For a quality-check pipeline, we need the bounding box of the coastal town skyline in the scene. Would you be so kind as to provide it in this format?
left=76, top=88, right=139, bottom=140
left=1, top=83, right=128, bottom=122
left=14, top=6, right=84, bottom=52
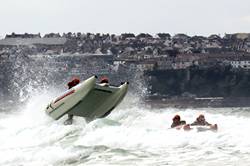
left=1, top=0, right=250, bottom=37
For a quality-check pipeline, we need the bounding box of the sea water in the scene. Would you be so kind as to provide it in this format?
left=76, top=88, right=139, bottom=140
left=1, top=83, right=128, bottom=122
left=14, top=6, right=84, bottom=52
left=1, top=90, right=250, bottom=166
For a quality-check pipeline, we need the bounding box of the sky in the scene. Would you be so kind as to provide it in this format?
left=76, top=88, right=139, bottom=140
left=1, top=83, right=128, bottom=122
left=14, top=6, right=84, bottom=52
left=0, top=0, right=250, bottom=37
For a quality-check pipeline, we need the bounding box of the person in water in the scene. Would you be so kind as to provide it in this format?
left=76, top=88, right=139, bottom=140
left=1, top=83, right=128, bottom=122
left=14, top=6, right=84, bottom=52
left=64, top=78, right=80, bottom=125
left=190, top=114, right=211, bottom=126
left=171, top=115, right=187, bottom=128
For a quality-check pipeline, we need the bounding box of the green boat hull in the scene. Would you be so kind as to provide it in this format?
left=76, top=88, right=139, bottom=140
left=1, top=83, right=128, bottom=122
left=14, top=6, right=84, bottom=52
left=45, top=76, right=128, bottom=120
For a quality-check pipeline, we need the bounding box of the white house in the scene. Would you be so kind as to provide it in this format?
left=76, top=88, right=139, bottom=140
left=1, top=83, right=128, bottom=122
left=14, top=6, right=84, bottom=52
left=230, top=60, right=250, bottom=69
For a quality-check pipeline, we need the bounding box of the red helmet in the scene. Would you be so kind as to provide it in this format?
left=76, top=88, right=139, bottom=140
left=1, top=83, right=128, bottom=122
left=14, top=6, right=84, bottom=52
left=199, top=114, right=204, bottom=118
left=72, top=78, right=80, bottom=85
left=100, top=76, right=109, bottom=83
left=173, top=115, right=180, bottom=121
left=197, top=114, right=205, bottom=120
left=68, top=77, right=80, bottom=88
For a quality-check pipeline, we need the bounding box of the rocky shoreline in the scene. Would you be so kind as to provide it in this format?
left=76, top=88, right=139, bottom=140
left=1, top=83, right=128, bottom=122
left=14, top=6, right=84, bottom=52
left=145, top=96, right=250, bottom=108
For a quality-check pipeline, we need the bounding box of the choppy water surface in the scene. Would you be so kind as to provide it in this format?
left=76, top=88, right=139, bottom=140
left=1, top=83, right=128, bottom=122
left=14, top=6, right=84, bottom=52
left=1, top=91, right=250, bottom=166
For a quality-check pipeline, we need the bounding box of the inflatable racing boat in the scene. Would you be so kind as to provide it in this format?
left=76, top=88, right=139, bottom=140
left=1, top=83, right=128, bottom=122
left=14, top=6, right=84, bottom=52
left=174, top=124, right=218, bottom=132
left=45, top=76, right=128, bottom=120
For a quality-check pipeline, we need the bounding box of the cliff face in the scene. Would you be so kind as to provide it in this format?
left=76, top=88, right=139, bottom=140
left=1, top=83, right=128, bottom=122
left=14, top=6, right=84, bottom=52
left=146, top=66, right=250, bottom=97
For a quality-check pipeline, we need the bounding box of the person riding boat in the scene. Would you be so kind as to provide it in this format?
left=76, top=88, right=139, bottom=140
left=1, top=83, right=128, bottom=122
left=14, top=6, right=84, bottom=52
left=190, top=114, right=211, bottom=126
left=67, top=78, right=80, bottom=89
left=99, top=76, right=109, bottom=86
left=64, top=78, right=80, bottom=125
left=171, top=115, right=187, bottom=128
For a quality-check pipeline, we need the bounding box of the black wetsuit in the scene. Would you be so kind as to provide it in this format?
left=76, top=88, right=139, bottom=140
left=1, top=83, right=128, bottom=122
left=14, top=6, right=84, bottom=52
left=67, top=86, right=74, bottom=120
left=171, top=120, right=186, bottom=128
left=64, top=80, right=79, bottom=125
left=190, top=121, right=211, bottom=126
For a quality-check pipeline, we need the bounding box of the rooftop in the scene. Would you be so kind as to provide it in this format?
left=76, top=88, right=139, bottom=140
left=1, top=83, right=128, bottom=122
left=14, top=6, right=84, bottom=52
left=0, top=37, right=67, bottom=46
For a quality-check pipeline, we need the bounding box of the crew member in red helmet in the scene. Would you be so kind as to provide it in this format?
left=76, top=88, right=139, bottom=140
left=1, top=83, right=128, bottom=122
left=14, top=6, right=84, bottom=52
left=68, top=78, right=80, bottom=89
left=64, top=77, right=80, bottom=125
left=190, top=114, right=211, bottom=126
left=171, top=115, right=187, bottom=128
left=100, top=76, right=109, bottom=86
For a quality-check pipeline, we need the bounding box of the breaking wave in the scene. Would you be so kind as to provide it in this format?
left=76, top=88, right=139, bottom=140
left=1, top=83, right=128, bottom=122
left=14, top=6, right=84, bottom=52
left=1, top=54, right=250, bottom=166
left=1, top=88, right=250, bottom=166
